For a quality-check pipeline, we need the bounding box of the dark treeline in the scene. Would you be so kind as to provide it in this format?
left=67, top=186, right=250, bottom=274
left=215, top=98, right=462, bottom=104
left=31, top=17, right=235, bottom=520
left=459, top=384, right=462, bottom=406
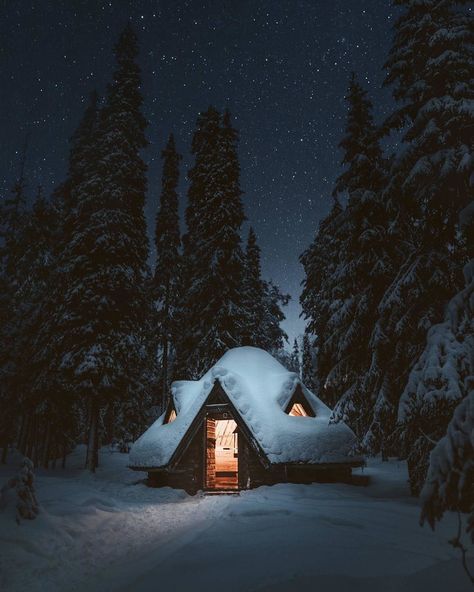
left=300, top=0, right=473, bottom=507
left=0, top=25, right=288, bottom=472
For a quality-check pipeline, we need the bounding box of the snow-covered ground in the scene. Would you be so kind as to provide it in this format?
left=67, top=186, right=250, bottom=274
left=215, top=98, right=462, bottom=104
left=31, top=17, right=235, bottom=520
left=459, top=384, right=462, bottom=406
left=0, top=448, right=472, bottom=592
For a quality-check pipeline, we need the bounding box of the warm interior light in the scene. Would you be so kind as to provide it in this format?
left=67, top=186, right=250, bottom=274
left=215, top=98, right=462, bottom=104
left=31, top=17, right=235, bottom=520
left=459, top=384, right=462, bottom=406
left=167, top=409, right=177, bottom=423
left=215, top=419, right=238, bottom=489
left=288, top=403, right=308, bottom=417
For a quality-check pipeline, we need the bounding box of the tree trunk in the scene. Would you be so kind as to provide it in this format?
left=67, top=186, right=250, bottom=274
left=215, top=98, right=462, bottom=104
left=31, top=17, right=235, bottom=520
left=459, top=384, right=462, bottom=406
left=86, top=398, right=99, bottom=472
left=1, top=445, right=8, bottom=464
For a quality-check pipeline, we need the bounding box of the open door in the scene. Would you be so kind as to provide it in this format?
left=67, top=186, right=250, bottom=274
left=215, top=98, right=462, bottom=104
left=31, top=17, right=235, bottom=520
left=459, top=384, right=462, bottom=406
left=205, top=417, right=216, bottom=489
left=215, top=419, right=238, bottom=489
left=205, top=413, right=238, bottom=490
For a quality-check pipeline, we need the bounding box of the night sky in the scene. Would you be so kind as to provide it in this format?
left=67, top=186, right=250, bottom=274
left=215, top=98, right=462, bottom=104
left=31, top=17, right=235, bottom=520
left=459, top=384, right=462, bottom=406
left=0, top=0, right=398, bottom=343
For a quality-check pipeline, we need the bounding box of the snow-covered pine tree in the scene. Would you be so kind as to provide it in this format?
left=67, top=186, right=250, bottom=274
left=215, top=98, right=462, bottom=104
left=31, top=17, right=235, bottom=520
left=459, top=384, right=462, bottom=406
left=300, top=198, right=346, bottom=408
left=24, top=92, right=102, bottom=469
left=419, top=245, right=473, bottom=580
left=0, top=163, right=29, bottom=462
left=12, top=187, right=58, bottom=468
left=175, top=107, right=246, bottom=379
left=324, top=74, right=392, bottom=447
left=401, top=256, right=474, bottom=495
left=38, top=26, right=154, bottom=471
left=242, top=227, right=266, bottom=346
left=154, top=133, right=182, bottom=410
left=87, top=24, right=155, bottom=462
left=399, top=206, right=474, bottom=495
left=290, top=338, right=301, bottom=376
left=374, top=0, right=474, bottom=483
left=301, top=332, right=318, bottom=392
left=261, top=280, right=290, bottom=354
left=301, top=74, right=389, bottom=430
left=240, top=226, right=289, bottom=352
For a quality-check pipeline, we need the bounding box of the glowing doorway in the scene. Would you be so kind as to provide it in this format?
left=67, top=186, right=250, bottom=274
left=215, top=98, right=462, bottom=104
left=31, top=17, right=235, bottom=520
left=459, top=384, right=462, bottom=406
left=206, top=417, right=238, bottom=490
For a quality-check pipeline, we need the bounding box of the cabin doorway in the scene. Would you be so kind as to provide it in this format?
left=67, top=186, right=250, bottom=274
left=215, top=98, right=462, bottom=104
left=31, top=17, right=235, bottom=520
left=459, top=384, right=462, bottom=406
left=205, top=413, right=239, bottom=490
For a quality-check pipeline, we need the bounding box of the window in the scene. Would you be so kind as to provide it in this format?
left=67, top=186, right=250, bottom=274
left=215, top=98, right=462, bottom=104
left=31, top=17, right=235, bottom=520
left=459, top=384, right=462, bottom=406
left=284, top=386, right=315, bottom=417
left=166, top=409, right=177, bottom=423
left=288, top=403, right=308, bottom=417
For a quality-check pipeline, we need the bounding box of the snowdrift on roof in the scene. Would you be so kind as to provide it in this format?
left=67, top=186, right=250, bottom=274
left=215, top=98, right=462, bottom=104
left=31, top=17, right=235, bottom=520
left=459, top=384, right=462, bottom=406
left=129, top=346, right=360, bottom=469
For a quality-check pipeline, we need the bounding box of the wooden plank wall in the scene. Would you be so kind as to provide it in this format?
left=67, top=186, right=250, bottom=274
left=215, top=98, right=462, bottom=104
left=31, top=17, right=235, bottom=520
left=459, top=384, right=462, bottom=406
left=205, top=417, right=216, bottom=489
left=148, top=424, right=205, bottom=494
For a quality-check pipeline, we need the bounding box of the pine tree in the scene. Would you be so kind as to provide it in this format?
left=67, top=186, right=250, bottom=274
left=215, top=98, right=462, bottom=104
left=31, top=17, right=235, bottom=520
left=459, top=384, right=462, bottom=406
left=242, top=227, right=266, bottom=346
left=261, top=281, right=290, bottom=354
left=14, top=187, right=59, bottom=467
left=301, top=333, right=317, bottom=392
left=0, top=163, right=29, bottom=462
left=301, top=75, right=395, bottom=446
left=300, top=198, right=346, bottom=407
left=420, top=250, right=474, bottom=580
left=290, top=338, right=300, bottom=375
left=88, top=23, right=154, bottom=464
left=27, top=92, right=101, bottom=468
left=240, top=226, right=289, bottom=352
left=176, top=107, right=246, bottom=379
left=37, top=26, right=154, bottom=471
left=154, top=133, right=182, bottom=409
left=374, top=0, right=474, bottom=483
left=326, top=74, right=392, bottom=447
left=400, top=257, right=474, bottom=494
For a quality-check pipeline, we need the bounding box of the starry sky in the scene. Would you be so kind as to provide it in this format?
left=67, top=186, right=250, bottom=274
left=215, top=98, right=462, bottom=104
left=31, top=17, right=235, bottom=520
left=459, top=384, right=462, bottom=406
left=0, top=0, right=398, bottom=344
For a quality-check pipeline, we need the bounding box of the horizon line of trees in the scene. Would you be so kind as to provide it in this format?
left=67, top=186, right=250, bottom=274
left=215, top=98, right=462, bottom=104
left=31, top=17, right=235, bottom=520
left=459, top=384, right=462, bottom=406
left=0, top=24, right=289, bottom=472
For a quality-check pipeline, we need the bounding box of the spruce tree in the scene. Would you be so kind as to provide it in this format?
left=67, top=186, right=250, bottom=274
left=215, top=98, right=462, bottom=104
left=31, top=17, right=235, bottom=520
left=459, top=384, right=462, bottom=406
left=90, top=23, right=154, bottom=462
left=300, top=198, right=346, bottom=408
left=242, top=227, right=266, bottom=346
left=29, top=91, right=101, bottom=468
left=301, top=75, right=391, bottom=441
left=176, top=107, right=246, bottom=378
left=38, top=26, right=154, bottom=471
left=240, top=226, right=289, bottom=352
left=290, top=338, right=300, bottom=376
left=154, top=133, right=182, bottom=409
left=260, top=281, right=290, bottom=353
left=14, top=187, right=59, bottom=467
left=374, top=0, right=474, bottom=484
left=0, top=167, right=28, bottom=462
left=326, top=75, right=391, bottom=447
left=301, top=333, right=317, bottom=392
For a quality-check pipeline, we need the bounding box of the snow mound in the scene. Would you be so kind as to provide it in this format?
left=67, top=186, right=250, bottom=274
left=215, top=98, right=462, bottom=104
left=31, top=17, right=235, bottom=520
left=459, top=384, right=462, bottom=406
left=130, top=347, right=359, bottom=469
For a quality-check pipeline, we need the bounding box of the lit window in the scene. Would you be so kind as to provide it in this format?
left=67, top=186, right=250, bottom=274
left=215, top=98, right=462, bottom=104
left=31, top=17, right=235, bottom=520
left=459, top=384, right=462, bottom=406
left=288, top=403, right=308, bottom=417
left=167, top=409, right=177, bottom=423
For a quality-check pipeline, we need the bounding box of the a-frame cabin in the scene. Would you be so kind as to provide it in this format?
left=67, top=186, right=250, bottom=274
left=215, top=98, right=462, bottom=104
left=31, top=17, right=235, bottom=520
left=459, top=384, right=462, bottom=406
left=129, top=347, right=363, bottom=493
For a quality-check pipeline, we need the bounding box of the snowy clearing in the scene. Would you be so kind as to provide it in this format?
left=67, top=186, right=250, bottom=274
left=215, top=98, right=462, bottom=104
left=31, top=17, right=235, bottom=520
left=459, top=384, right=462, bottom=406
left=0, top=447, right=472, bottom=592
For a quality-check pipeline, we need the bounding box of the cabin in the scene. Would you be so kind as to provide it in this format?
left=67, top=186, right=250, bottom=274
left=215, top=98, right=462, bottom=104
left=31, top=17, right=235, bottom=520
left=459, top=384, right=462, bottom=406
left=129, top=347, right=363, bottom=493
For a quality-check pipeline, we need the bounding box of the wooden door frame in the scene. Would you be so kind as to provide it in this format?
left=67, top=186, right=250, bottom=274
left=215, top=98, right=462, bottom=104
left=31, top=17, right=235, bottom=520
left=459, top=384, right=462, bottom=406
left=203, top=404, right=238, bottom=491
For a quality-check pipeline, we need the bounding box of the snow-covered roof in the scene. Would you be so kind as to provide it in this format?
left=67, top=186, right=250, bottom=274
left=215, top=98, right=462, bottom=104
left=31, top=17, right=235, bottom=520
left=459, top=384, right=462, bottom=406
left=129, top=346, right=360, bottom=469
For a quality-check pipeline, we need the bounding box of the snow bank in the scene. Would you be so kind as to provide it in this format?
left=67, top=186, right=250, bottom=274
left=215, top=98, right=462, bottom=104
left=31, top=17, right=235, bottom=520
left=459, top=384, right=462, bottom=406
left=130, top=346, right=359, bottom=468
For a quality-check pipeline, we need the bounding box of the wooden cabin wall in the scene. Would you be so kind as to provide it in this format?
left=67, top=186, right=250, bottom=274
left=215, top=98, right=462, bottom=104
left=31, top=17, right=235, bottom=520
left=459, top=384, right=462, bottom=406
left=147, top=419, right=355, bottom=493
left=148, top=424, right=205, bottom=494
